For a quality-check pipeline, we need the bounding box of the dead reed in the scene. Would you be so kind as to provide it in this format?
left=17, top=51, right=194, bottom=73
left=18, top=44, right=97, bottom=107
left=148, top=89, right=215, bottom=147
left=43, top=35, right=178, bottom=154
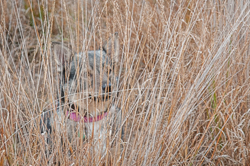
left=1, top=0, right=250, bottom=165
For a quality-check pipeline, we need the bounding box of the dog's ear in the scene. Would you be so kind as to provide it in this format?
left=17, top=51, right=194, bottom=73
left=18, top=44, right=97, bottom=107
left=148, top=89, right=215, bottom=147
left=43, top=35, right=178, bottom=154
left=102, top=32, right=120, bottom=63
left=52, top=42, right=73, bottom=72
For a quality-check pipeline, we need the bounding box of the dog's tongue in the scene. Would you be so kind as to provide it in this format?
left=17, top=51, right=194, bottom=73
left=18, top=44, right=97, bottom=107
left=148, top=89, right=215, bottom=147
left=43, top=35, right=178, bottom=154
left=66, top=111, right=108, bottom=123
left=66, top=111, right=81, bottom=122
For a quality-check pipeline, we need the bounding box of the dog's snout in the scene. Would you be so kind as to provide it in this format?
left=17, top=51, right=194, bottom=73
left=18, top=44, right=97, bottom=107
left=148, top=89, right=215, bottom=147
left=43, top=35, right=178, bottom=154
left=102, top=83, right=112, bottom=93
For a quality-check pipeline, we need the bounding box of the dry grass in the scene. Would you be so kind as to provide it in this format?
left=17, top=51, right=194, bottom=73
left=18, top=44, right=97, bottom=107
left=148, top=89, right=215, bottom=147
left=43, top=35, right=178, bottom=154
left=1, top=0, right=250, bottom=165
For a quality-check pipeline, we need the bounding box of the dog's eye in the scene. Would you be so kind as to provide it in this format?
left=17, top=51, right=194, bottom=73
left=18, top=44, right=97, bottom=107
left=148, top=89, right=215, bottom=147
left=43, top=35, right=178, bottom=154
left=87, top=69, right=93, bottom=77
left=87, top=72, right=92, bottom=78
left=106, top=66, right=112, bottom=74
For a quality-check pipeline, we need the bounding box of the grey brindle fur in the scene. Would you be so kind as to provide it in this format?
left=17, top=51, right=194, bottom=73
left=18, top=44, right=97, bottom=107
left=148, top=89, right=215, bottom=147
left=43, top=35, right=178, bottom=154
left=40, top=33, right=123, bottom=157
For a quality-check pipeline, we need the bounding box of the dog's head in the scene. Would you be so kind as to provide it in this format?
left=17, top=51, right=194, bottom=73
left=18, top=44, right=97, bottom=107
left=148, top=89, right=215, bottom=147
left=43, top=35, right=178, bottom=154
left=53, top=33, right=119, bottom=116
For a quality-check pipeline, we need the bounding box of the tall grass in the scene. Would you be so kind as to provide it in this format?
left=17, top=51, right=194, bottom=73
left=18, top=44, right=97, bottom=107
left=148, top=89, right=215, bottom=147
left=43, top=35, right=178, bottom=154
left=1, top=0, right=250, bottom=165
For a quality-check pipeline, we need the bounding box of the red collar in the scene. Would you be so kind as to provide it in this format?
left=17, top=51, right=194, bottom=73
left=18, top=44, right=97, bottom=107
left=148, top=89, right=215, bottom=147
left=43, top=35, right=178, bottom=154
left=66, top=111, right=108, bottom=123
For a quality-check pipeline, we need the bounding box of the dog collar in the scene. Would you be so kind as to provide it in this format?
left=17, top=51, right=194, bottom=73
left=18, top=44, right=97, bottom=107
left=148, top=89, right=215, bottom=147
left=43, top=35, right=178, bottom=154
left=66, top=111, right=108, bottom=123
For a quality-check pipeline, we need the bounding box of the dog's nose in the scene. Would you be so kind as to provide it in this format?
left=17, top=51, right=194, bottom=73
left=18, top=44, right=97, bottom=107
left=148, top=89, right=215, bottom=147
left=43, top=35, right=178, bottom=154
left=102, top=83, right=112, bottom=93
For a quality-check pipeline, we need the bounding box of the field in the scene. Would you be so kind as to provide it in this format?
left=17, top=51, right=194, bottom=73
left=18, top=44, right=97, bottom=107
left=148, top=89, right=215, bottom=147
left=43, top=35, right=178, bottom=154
left=1, top=0, right=250, bottom=165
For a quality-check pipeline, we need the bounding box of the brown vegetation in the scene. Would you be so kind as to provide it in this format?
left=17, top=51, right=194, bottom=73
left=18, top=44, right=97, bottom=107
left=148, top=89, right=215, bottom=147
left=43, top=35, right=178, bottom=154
left=1, top=0, right=250, bottom=165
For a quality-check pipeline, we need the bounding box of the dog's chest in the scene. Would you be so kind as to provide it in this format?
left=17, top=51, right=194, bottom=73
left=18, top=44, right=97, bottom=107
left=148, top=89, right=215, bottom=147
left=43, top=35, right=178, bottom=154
left=84, top=117, right=108, bottom=139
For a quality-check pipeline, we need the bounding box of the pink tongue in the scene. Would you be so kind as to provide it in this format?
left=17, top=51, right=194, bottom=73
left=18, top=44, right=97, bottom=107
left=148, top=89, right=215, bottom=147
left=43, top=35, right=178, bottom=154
left=66, top=111, right=108, bottom=123
left=67, top=111, right=81, bottom=122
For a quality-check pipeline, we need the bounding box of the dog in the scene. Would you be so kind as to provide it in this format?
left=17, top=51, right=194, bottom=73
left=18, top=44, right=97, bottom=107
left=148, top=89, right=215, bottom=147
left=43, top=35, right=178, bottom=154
left=40, top=33, right=123, bottom=159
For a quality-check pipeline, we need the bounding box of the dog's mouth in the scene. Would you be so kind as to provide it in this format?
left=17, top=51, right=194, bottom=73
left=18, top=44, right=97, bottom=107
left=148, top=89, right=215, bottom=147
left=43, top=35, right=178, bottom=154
left=88, top=94, right=111, bottom=102
left=68, top=93, right=111, bottom=117
left=67, top=103, right=108, bottom=122
left=68, top=103, right=87, bottom=117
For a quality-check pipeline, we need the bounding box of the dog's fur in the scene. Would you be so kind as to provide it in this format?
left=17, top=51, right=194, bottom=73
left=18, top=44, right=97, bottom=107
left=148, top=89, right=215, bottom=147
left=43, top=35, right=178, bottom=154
left=40, top=33, right=123, bottom=157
